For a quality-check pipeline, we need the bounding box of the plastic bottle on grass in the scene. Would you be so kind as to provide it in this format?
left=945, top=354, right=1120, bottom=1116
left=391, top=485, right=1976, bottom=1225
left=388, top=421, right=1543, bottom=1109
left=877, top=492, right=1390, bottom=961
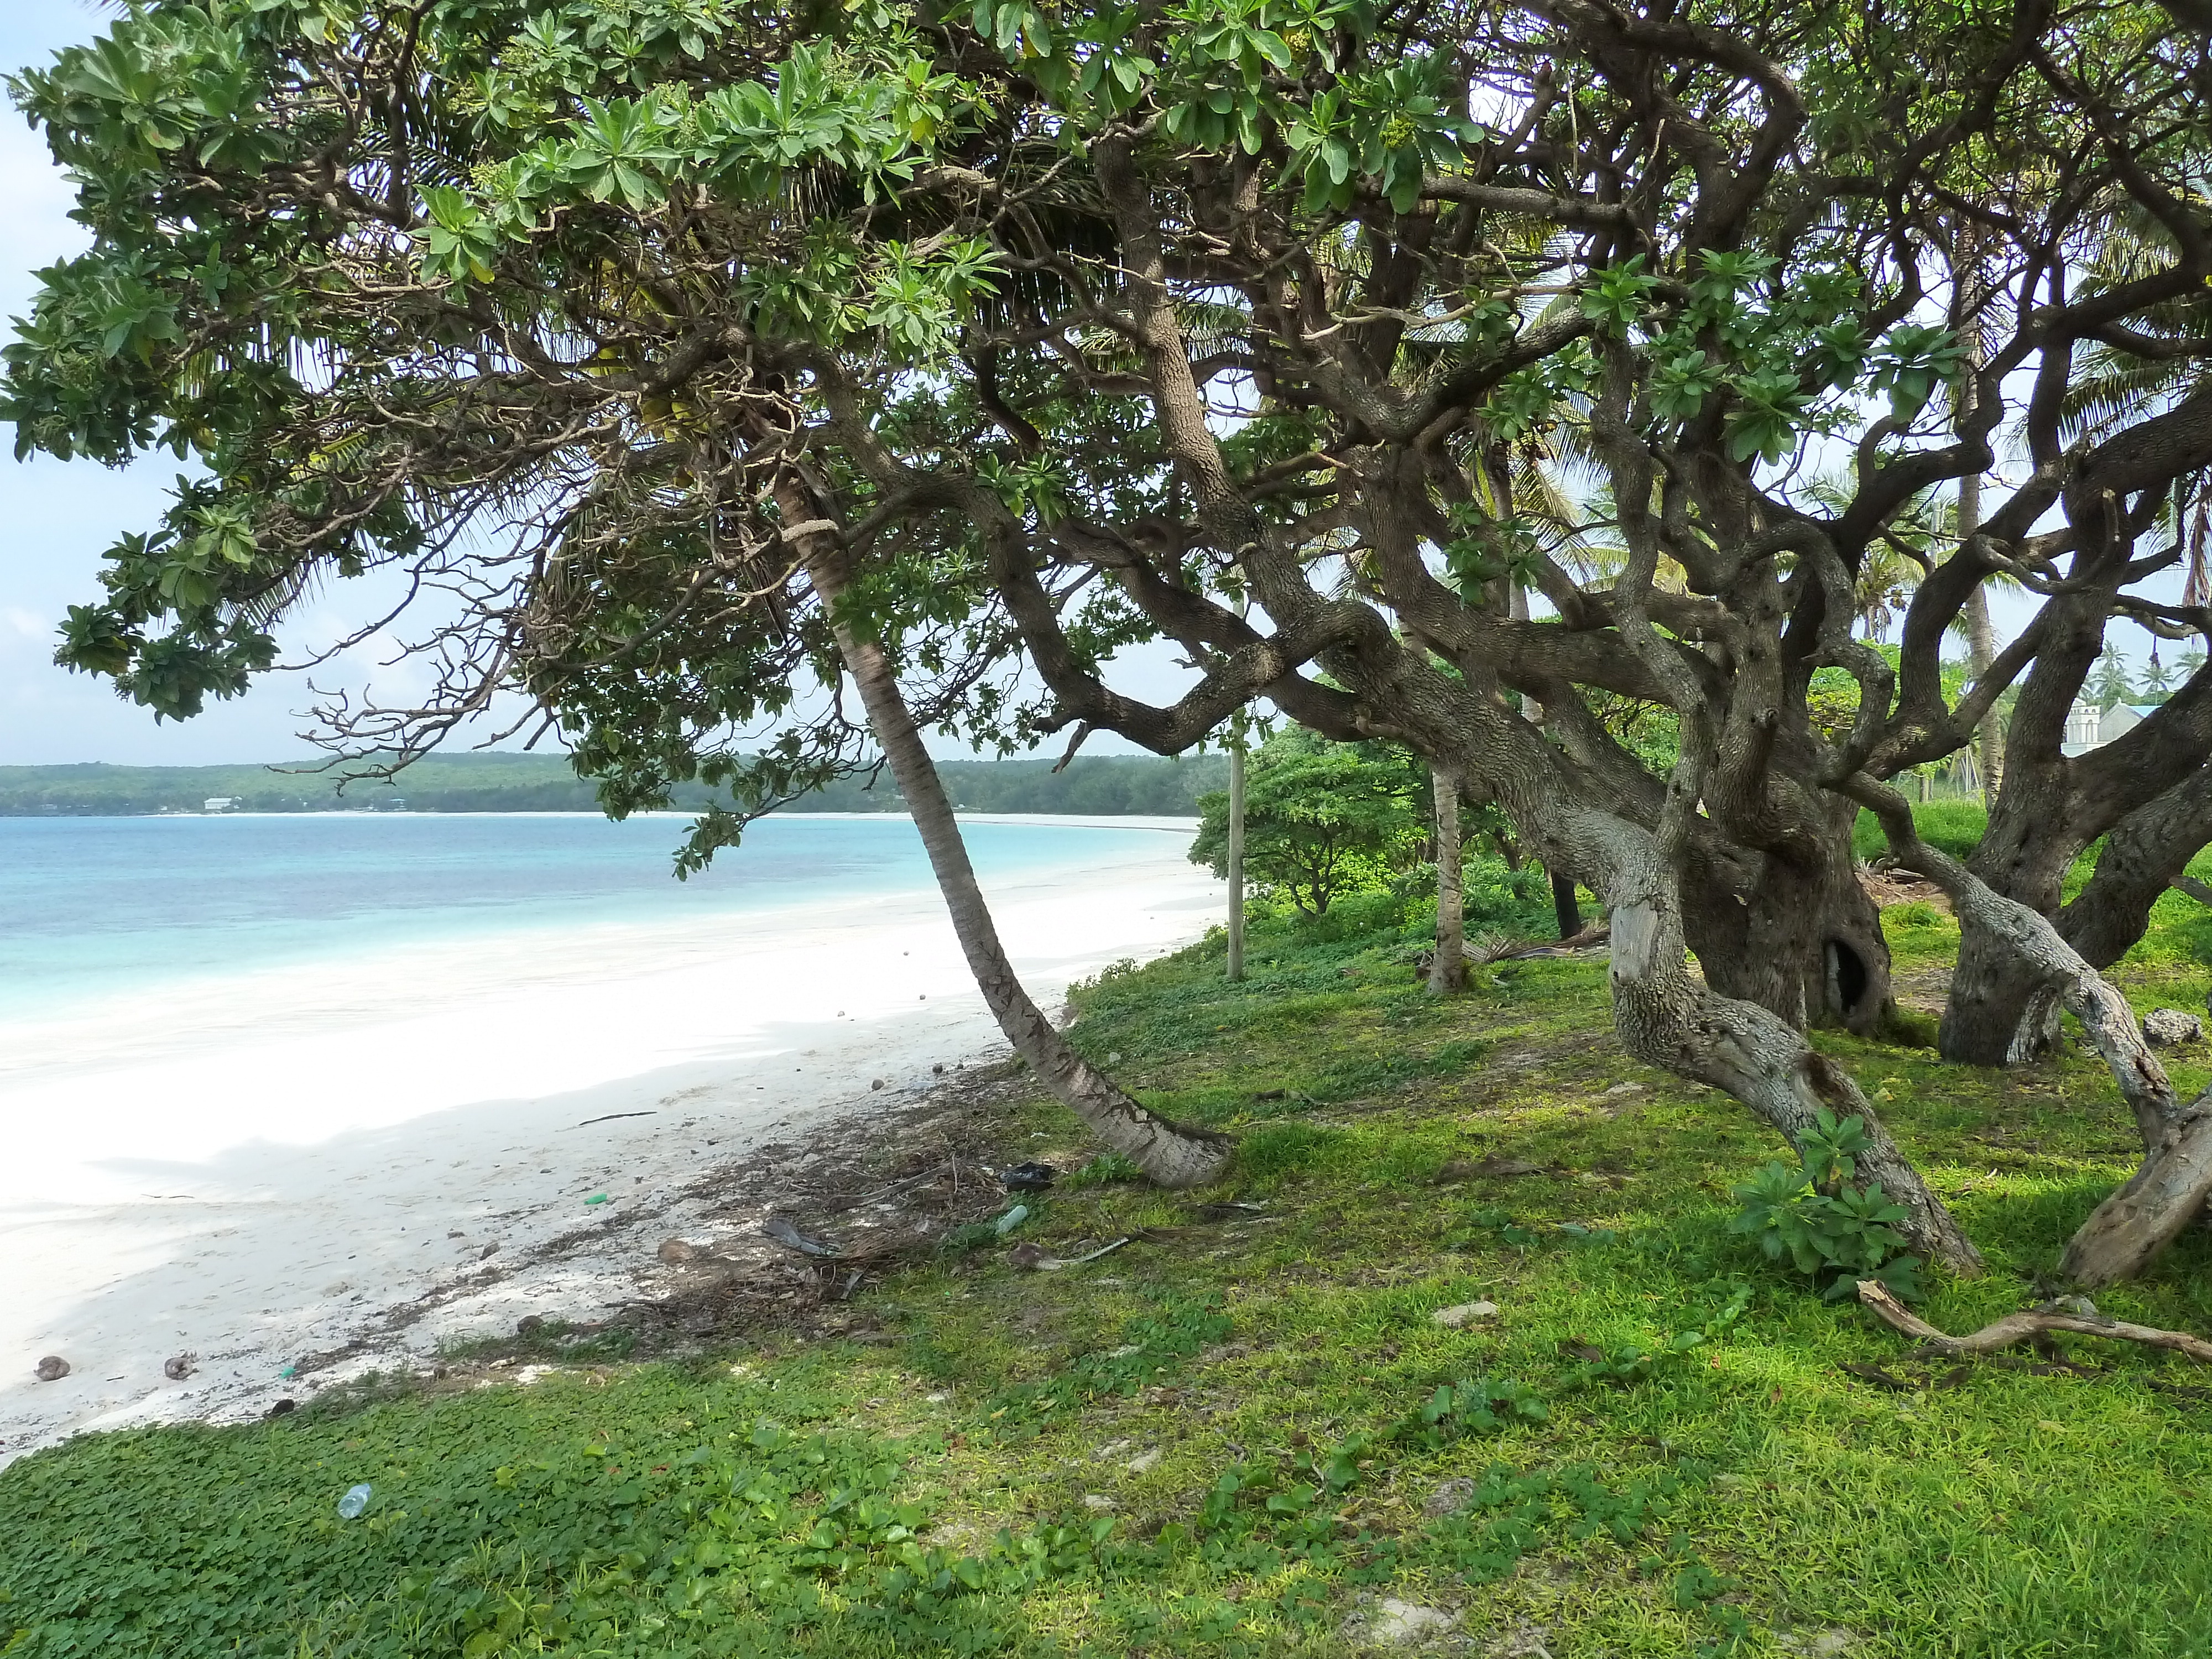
left=338, top=1484, right=372, bottom=1519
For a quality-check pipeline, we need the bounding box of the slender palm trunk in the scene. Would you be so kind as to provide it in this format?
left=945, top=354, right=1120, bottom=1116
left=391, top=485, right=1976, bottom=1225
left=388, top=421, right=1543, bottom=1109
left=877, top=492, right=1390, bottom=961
left=1551, top=871, right=1584, bottom=940
left=1953, top=261, right=2004, bottom=801
left=796, top=525, right=1230, bottom=1187
left=1226, top=740, right=1246, bottom=983
left=1429, top=770, right=1468, bottom=994
left=1509, top=578, right=1582, bottom=943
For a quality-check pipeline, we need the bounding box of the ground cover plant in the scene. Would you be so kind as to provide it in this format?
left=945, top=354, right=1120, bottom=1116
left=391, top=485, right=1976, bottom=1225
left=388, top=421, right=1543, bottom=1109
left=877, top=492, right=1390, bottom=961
left=7, top=820, right=2212, bottom=1658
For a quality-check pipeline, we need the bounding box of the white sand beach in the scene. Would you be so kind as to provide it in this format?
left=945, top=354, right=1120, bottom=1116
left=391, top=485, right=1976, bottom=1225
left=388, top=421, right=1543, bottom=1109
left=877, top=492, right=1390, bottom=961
left=0, top=816, right=1222, bottom=1465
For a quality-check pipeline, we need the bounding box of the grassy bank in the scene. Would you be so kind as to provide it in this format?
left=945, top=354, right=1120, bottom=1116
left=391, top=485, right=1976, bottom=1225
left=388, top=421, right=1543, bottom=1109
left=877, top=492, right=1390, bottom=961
left=4, top=856, right=2211, bottom=1657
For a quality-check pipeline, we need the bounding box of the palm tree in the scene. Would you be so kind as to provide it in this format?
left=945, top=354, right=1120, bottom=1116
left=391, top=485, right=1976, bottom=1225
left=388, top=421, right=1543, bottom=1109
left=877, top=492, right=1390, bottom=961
left=2089, top=645, right=2136, bottom=711
left=1949, top=234, right=2006, bottom=797
left=1428, top=769, right=1468, bottom=994
left=2140, top=649, right=2175, bottom=701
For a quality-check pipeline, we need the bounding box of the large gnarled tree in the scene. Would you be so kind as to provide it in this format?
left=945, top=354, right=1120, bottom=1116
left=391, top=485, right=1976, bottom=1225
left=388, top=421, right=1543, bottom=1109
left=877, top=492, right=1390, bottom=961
left=9, top=0, right=2211, bottom=1277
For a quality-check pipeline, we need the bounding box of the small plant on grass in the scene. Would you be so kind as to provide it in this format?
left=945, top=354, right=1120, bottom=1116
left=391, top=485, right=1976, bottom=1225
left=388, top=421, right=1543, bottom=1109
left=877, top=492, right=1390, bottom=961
left=1061, top=1152, right=1143, bottom=1187
left=1406, top=1376, right=1550, bottom=1444
left=1729, top=1108, right=1923, bottom=1300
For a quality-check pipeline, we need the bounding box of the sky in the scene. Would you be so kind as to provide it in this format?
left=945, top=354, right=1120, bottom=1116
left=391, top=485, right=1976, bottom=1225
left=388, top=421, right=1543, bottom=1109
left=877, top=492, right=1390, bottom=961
left=0, top=9, right=337, bottom=763
left=0, top=13, right=2189, bottom=767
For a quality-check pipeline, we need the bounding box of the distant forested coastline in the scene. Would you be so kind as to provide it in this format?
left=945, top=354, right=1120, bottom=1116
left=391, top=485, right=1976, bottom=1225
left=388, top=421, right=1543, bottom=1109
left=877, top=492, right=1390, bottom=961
left=0, top=753, right=1225, bottom=818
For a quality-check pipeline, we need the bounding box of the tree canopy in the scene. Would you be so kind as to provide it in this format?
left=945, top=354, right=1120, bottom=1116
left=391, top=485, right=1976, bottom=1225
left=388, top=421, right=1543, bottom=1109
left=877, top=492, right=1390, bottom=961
left=1190, top=729, right=1423, bottom=915
left=10, top=0, right=2212, bottom=1281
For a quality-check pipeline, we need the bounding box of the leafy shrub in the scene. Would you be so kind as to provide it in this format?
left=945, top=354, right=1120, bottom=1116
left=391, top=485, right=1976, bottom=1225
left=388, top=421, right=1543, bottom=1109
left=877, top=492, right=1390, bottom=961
left=1728, top=1109, right=1923, bottom=1300
left=1191, top=730, right=1427, bottom=915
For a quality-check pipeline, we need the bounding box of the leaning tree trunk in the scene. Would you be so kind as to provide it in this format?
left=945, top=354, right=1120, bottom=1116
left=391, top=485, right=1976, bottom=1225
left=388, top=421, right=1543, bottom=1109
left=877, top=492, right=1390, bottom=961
left=1429, top=769, right=1468, bottom=995
left=1946, top=765, right=2212, bottom=1066
left=1859, top=786, right=2212, bottom=1284
left=1547, top=808, right=1983, bottom=1271
left=796, top=522, right=1231, bottom=1187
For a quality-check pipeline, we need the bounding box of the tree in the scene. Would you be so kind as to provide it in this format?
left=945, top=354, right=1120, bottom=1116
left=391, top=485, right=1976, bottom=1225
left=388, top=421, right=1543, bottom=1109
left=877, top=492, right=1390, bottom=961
left=2140, top=650, right=2176, bottom=701
left=2090, top=648, right=2138, bottom=712
left=1190, top=731, right=1423, bottom=917
left=13, top=0, right=2212, bottom=1280
left=1429, top=769, right=1468, bottom=994
left=804, top=531, right=1229, bottom=1186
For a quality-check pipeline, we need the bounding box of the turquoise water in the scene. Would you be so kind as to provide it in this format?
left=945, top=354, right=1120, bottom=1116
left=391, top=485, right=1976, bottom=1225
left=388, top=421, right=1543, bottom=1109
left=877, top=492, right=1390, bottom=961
left=0, top=813, right=1187, bottom=1021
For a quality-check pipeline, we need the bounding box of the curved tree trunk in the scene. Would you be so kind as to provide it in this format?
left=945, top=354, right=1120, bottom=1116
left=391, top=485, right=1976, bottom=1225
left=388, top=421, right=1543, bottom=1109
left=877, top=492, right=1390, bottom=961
left=1942, top=926, right=2062, bottom=1066
left=795, top=521, right=1231, bottom=1187
left=1429, top=769, right=1468, bottom=995
left=1857, top=785, right=2211, bottom=1284
left=1550, top=810, right=1983, bottom=1271
left=1943, top=765, right=2212, bottom=1065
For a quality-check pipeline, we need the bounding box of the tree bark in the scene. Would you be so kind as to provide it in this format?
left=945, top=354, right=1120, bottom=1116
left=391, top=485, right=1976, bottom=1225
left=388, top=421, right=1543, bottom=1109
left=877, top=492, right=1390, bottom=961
left=1550, top=869, right=1583, bottom=940
left=1681, top=814, right=1894, bottom=1036
left=1962, top=581, right=2003, bottom=801
left=1553, top=808, right=1982, bottom=1271
left=795, top=519, right=1231, bottom=1187
left=1943, top=764, right=2212, bottom=1065
left=1226, top=739, right=1246, bottom=983
left=1954, top=332, right=2004, bottom=801
left=1430, top=770, right=1468, bottom=994
left=1856, top=782, right=2211, bottom=1283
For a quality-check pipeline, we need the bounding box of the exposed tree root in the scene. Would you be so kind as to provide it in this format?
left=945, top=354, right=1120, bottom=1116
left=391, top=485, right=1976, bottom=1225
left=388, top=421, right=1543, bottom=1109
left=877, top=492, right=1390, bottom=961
left=1856, top=1280, right=2212, bottom=1365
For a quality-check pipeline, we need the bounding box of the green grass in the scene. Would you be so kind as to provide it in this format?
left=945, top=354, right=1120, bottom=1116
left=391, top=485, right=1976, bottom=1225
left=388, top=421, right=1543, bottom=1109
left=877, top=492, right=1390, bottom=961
left=5, top=858, right=2212, bottom=1657
left=1853, top=799, right=1990, bottom=863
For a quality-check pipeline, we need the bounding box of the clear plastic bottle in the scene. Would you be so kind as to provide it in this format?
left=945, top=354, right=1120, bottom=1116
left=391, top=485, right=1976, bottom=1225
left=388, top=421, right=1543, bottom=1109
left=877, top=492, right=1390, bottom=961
left=337, top=1483, right=372, bottom=1519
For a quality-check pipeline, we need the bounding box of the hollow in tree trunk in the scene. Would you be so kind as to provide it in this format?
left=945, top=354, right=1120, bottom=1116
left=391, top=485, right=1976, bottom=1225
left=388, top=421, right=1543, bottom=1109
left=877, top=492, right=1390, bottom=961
left=795, top=518, right=1230, bottom=1187
left=1678, top=807, right=1894, bottom=1036
left=1429, top=770, right=1468, bottom=994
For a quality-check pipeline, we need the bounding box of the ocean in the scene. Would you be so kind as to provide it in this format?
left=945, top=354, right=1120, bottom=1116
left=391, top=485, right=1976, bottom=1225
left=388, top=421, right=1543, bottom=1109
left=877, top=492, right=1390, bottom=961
left=0, top=812, right=1196, bottom=1023
left=0, top=811, right=1221, bottom=1457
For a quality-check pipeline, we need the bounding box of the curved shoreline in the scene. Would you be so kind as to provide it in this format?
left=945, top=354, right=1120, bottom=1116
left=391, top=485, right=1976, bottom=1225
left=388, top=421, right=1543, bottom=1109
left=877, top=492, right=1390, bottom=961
left=0, top=843, right=1223, bottom=1465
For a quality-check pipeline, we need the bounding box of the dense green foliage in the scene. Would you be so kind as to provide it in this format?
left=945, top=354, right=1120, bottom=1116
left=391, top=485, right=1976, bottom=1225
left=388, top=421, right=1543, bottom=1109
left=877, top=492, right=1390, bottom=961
left=7, top=819, right=2211, bottom=1656
left=8, top=0, right=2203, bottom=962
left=1187, top=732, right=1425, bottom=915
left=0, top=754, right=1225, bottom=818
left=1729, top=1110, right=1924, bottom=1303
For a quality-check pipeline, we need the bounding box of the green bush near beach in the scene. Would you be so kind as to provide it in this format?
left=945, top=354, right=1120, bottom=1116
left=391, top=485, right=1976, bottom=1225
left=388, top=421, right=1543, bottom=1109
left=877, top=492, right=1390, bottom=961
left=6, top=820, right=2212, bottom=1657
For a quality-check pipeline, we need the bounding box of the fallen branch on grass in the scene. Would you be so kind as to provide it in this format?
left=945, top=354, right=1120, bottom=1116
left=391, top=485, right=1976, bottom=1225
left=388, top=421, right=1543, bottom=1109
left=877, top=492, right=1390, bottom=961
left=1856, top=1280, right=2212, bottom=1364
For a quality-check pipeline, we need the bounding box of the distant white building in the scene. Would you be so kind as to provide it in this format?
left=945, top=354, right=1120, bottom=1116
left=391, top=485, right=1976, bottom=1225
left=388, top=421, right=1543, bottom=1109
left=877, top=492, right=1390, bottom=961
left=2062, top=702, right=2154, bottom=756
left=202, top=797, right=238, bottom=811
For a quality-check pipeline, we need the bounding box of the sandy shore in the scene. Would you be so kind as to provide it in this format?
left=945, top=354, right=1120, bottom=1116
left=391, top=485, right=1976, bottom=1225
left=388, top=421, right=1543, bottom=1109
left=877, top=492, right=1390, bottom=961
left=0, top=816, right=1221, bottom=1465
